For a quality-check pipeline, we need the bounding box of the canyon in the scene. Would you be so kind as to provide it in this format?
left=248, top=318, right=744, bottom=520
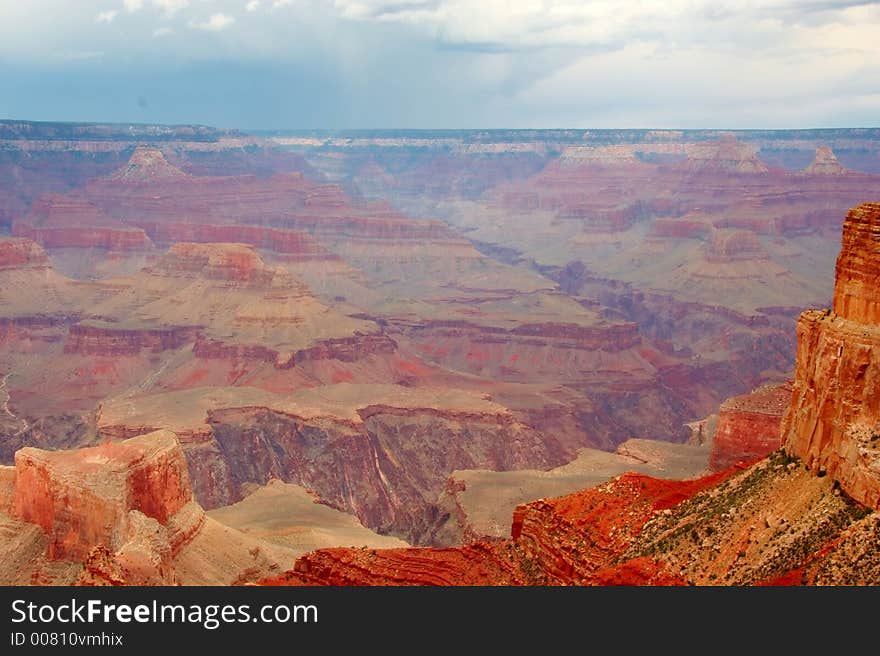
left=1, top=121, right=879, bottom=585
left=258, top=202, right=880, bottom=585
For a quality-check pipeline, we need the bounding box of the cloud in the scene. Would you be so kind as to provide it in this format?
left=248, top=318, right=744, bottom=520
left=122, top=0, right=188, bottom=16
left=189, top=13, right=236, bottom=31
left=1, top=0, right=878, bottom=128
left=154, top=0, right=189, bottom=17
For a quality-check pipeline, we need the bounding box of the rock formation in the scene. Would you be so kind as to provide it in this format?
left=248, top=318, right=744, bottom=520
left=96, top=384, right=562, bottom=543
left=13, top=430, right=194, bottom=561
left=0, top=431, right=313, bottom=585
left=106, top=145, right=189, bottom=182
left=263, top=451, right=880, bottom=586
left=805, top=146, right=847, bottom=175
left=710, top=382, right=792, bottom=471
left=782, top=202, right=880, bottom=508
left=260, top=202, right=880, bottom=585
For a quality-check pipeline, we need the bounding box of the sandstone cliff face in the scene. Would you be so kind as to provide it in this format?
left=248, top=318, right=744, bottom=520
left=782, top=202, right=880, bottom=508
left=1, top=431, right=304, bottom=585
left=12, top=431, right=194, bottom=561
left=710, top=382, right=791, bottom=471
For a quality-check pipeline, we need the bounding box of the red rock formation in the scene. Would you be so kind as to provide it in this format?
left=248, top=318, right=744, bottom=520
left=782, top=202, right=880, bottom=508
left=13, top=224, right=152, bottom=251
left=833, top=202, right=880, bottom=325
left=106, top=145, right=189, bottom=182
left=64, top=324, right=199, bottom=356
left=0, top=238, right=50, bottom=269
left=139, top=222, right=337, bottom=261
left=261, top=471, right=729, bottom=586
left=676, top=136, right=769, bottom=174
left=710, top=382, right=792, bottom=471
left=509, top=472, right=727, bottom=583
left=150, top=242, right=278, bottom=285
left=275, top=543, right=526, bottom=586
left=13, top=430, right=194, bottom=560
left=805, top=146, right=847, bottom=175
left=13, top=193, right=153, bottom=251
left=705, top=230, right=768, bottom=263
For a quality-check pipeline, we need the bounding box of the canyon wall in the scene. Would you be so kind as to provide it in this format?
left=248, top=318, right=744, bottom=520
left=710, top=382, right=791, bottom=471
left=782, top=203, right=880, bottom=508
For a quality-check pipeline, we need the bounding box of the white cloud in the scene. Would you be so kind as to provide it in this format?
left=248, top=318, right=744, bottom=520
left=153, top=26, right=173, bottom=37
left=154, top=0, right=189, bottom=17
left=246, top=0, right=261, bottom=11
left=189, top=13, right=236, bottom=31
left=123, top=0, right=144, bottom=12
left=272, top=0, right=292, bottom=8
left=96, top=10, right=117, bottom=23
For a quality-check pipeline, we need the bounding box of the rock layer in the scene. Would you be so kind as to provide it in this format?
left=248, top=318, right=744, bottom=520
left=710, top=382, right=791, bottom=471
left=12, top=430, right=194, bottom=560
left=782, top=202, right=880, bottom=507
left=1, top=432, right=305, bottom=585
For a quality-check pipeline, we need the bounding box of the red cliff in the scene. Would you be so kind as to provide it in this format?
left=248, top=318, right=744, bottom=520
left=0, top=238, right=50, bottom=270
left=782, top=202, right=880, bottom=508
left=14, top=193, right=153, bottom=251
left=13, top=430, right=194, bottom=560
left=710, top=382, right=792, bottom=471
left=804, top=146, right=847, bottom=175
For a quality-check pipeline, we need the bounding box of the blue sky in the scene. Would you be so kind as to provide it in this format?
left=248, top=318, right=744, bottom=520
left=1, top=1, right=878, bottom=129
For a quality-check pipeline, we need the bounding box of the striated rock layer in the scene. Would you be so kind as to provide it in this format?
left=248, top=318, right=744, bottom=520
left=263, top=453, right=880, bottom=586
left=0, top=432, right=302, bottom=585
left=782, top=202, right=880, bottom=508
left=13, top=430, right=194, bottom=561
left=710, top=382, right=791, bottom=471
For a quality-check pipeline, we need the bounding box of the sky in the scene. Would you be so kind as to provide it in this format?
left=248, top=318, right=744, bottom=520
left=0, top=0, right=879, bottom=129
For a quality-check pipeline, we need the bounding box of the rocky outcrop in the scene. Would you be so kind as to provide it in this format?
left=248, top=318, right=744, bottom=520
left=710, top=382, right=792, bottom=471
left=676, top=136, right=769, bottom=174
left=149, top=242, right=279, bottom=286
left=139, top=222, right=337, bottom=261
left=261, top=470, right=728, bottom=586
left=832, top=203, right=880, bottom=325
left=12, top=430, right=195, bottom=561
left=106, top=146, right=189, bottom=182
left=263, top=451, right=880, bottom=586
left=782, top=202, right=880, bottom=508
left=804, top=146, right=847, bottom=175
left=0, top=431, right=304, bottom=585
left=0, top=238, right=50, bottom=270
left=13, top=193, right=153, bottom=251
left=509, top=472, right=726, bottom=584
left=705, top=230, right=768, bottom=263
left=64, top=323, right=199, bottom=356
